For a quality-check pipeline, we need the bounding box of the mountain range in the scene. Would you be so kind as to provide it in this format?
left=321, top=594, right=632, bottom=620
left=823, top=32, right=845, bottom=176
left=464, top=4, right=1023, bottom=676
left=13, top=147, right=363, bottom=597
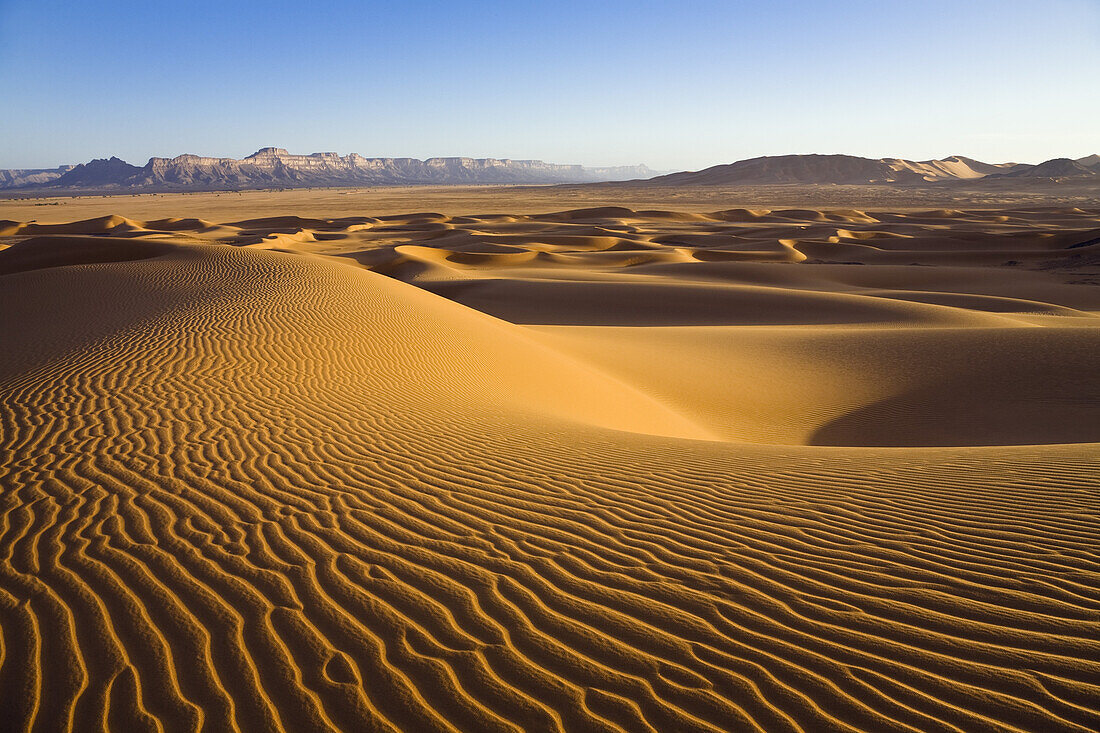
left=0, top=148, right=658, bottom=191
left=641, top=154, right=1100, bottom=186
left=1, top=150, right=1097, bottom=193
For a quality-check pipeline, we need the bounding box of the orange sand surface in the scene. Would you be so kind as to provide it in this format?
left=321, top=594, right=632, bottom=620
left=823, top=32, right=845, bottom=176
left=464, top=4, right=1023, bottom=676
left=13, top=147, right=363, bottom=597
left=1, top=203, right=1099, bottom=731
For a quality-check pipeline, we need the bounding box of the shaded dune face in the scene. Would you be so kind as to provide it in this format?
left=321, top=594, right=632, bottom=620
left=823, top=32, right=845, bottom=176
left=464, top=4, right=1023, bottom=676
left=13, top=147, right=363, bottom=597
left=530, top=325, right=1100, bottom=447
left=1, top=208, right=1099, bottom=732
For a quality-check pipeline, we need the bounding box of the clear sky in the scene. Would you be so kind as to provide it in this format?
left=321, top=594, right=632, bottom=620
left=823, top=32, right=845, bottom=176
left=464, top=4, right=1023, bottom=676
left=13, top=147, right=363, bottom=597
left=1, top=0, right=1097, bottom=171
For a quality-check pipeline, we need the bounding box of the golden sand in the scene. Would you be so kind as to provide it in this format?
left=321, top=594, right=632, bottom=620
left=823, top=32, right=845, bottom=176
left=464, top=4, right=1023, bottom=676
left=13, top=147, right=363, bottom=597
left=1, top=201, right=1098, bottom=731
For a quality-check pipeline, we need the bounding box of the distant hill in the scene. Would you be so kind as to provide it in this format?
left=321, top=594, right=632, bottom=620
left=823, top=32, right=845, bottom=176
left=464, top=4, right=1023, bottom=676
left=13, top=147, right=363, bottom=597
left=645, top=155, right=908, bottom=186
left=0, top=148, right=659, bottom=192
left=0, top=164, right=75, bottom=188
left=640, top=153, right=1096, bottom=186
left=1075, top=154, right=1100, bottom=169
left=53, top=156, right=144, bottom=187
left=5, top=149, right=1097, bottom=194
left=994, top=157, right=1097, bottom=179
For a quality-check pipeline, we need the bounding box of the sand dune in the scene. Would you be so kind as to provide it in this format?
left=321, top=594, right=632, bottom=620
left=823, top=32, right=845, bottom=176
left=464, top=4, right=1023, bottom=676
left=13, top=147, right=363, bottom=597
left=1, top=204, right=1099, bottom=732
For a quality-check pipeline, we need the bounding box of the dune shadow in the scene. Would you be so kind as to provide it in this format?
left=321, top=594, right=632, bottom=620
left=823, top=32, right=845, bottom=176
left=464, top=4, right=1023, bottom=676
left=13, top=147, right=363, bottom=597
left=0, top=235, right=180, bottom=276
left=809, top=385, right=1100, bottom=447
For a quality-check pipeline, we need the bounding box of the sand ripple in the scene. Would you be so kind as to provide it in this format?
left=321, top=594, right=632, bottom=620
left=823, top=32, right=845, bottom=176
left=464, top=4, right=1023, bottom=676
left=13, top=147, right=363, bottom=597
left=1, top=209, right=1099, bottom=732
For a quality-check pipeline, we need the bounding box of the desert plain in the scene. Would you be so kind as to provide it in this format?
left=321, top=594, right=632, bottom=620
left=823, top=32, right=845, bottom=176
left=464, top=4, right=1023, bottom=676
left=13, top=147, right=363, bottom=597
left=1, top=185, right=1099, bottom=732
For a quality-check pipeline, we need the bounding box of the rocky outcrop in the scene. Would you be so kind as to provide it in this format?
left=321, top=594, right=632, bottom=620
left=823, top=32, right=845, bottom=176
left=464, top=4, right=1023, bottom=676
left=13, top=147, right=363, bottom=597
left=52, top=157, right=144, bottom=187
left=0, top=165, right=75, bottom=188
left=1, top=148, right=658, bottom=191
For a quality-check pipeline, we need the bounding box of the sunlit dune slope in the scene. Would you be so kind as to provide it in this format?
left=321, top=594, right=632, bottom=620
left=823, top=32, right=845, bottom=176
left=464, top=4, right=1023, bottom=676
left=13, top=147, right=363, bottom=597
left=534, top=324, right=1100, bottom=446
left=1, top=207, right=1098, bottom=732
left=1, top=242, right=710, bottom=441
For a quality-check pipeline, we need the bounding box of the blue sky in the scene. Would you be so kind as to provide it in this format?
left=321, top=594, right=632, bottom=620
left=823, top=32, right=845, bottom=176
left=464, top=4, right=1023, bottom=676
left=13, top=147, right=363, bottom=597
left=0, top=0, right=1097, bottom=170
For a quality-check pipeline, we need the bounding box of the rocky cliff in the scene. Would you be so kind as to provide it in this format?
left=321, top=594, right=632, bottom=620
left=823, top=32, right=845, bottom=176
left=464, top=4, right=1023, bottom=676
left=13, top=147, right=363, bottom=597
left=2, top=148, right=658, bottom=192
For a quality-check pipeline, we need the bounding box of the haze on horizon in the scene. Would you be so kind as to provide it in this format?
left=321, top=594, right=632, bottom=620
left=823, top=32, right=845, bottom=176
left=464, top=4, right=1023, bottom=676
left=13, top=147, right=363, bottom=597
left=1, top=0, right=1097, bottom=171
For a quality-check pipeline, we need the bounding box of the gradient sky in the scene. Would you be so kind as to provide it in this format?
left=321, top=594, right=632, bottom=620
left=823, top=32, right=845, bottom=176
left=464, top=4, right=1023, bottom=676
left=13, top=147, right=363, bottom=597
left=1, top=0, right=1097, bottom=170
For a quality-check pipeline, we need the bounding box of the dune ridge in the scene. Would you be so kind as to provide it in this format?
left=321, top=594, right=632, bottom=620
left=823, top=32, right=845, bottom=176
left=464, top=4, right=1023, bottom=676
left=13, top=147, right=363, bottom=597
left=1, top=206, right=1098, bottom=732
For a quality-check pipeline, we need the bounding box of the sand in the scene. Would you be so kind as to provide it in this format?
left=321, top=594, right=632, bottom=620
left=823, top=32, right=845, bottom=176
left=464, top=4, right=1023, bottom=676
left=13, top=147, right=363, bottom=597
left=3, top=180, right=1098, bottom=224
left=1, top=199, right=1098, bottom=732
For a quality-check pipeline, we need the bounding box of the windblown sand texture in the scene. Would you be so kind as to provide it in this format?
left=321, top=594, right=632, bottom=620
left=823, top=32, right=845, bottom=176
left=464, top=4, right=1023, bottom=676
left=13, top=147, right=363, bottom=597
left=1, top=205, right=1099, bottom=732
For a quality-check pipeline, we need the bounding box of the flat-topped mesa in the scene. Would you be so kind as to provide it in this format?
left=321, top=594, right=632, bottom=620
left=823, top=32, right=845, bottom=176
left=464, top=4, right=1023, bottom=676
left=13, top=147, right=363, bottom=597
left=146, top=154, right=236, bottom=168
left=0, top=148, right=657, bottom=190
left=241, top=148, right=340, bottom=168
left=247, top=147, right=291, bottom=158
left=420, top=157, right=582, bottom=171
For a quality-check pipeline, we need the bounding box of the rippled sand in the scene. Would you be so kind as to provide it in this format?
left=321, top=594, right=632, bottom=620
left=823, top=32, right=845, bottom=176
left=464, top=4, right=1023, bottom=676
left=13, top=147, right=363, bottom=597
left=1, top=205, right=1098, bottom=732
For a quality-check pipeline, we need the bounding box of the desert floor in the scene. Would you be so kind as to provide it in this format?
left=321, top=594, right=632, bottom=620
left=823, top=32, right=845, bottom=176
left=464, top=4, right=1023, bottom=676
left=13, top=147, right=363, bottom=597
left=3, top=180, right=1098, bottom=223
left=1, top=192, right=1099, bottom=732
